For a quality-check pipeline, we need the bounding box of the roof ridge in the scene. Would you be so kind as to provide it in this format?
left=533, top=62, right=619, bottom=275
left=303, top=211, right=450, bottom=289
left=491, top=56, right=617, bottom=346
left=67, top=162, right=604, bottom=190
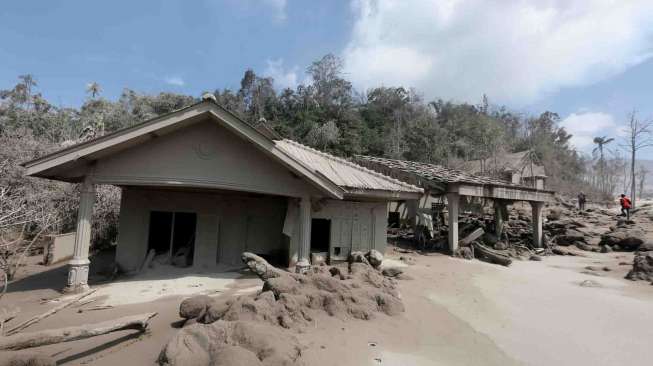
left=279, top=140, right=421, bottom=191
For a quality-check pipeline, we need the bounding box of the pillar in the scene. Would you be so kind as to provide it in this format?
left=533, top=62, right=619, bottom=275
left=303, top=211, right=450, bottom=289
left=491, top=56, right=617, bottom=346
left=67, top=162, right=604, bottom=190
left=530, top=201, right=544, bottom=248
left=406, top=199, right=419, bottom=227
left=494, top=200, right=507, bottom=237
left=296, top=196, right=311, bottom=273
left=64, top=177, right=96, bottom=293
left=447, top=192, right=459, bottom=254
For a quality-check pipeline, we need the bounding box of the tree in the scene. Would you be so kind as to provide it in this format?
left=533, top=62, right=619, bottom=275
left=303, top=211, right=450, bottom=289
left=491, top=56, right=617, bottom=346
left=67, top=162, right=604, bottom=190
left=621, top=110, right=653, bottom=208
left=637, top=165, right=649, bottom=200
left=592, top=136, right=614, bottom=195
left=86, top=82, right=102, bottom=99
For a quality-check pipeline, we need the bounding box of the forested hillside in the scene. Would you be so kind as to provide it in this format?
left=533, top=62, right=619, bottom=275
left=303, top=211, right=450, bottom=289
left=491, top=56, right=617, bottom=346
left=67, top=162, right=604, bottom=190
left=0, top=54, right=586, bottom=248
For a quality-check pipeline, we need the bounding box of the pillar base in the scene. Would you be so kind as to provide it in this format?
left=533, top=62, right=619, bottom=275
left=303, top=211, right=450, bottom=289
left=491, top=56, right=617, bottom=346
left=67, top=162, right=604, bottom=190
left=63, top=259, right=90, bottom=293
left=295, top=259, right=310, bottom=274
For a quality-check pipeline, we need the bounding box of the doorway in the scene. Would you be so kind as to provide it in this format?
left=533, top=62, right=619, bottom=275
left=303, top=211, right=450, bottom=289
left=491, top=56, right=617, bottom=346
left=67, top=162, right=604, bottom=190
left=147, top=211, right=197, bottom=266
left=310, top=218, right=331, bottom=252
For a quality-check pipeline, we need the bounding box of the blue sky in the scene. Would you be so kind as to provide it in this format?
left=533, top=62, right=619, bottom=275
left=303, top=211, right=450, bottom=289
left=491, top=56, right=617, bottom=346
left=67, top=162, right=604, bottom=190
left=2, top=0, right=653, bottom=158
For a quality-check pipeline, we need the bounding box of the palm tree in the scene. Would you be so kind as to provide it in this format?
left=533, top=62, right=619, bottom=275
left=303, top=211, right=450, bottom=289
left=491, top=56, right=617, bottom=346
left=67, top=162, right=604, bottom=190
left=86, top=82, right=101, bottom=99
left=593, top=136, right=614, bottom=194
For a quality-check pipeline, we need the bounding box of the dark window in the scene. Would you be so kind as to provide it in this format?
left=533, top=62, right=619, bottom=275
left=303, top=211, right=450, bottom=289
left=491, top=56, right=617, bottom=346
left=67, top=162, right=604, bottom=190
left=310, top=218, right=330, bottom=252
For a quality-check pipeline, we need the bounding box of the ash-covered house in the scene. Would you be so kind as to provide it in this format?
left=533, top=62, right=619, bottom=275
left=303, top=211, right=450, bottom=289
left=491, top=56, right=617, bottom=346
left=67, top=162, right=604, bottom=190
left=469, top=151, right=547, bottom=189
left=23, top=95, right=421, bottom=293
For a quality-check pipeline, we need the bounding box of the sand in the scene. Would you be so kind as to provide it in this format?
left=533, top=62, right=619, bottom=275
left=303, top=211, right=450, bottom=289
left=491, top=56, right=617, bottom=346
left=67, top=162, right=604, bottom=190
left=2, top=244, right=652, bottom=365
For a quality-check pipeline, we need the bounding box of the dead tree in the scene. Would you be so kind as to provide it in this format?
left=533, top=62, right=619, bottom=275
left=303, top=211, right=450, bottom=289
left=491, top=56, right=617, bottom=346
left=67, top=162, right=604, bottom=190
left=621, top=110, right=653, bottom=208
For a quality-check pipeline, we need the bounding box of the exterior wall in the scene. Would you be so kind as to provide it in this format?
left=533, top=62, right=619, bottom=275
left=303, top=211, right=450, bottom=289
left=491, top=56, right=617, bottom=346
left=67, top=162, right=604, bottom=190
left=307, top=200, right=388, bottom=261
left=43, top=232, right=76, bottom=265
left=116, top=187, right=287, bottom=272
left=93, top=119, right=319, bottom=198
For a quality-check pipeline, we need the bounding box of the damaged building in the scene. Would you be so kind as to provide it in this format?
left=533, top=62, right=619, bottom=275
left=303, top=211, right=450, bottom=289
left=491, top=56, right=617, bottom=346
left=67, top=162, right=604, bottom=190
left=22, top=95, right=422, bottom=293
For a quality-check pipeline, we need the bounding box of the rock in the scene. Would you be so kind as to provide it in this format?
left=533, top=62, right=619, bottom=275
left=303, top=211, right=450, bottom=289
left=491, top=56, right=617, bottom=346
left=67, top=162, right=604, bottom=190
left=381, top=267, right=403, bottom=278
left=626, top=252, right=653, bottom=281
left=574, top=243, right=594, bottom=252
left=579, top=280, right=602, bottom=288
left=547, top=208, right=562, bottom=221
left=348, top=251, right=370, bottom=266
left=555, top=229, right=586, bottom=246
left=454, top=247, right=474, bottom=260
left=600, top=245, right=613, bottom=253
left=366, top=250, right=384, bottom=269
left=638, top=241, right=653, bottom=252
left=179, top=295, right=214, bottom=320
left=599, top=227, right=646, bottom=250
left=493, top=241, right=508, bottom=250
left=158, top=321, right=304, bottom=366
left=529, top=255, right=542, bottom=261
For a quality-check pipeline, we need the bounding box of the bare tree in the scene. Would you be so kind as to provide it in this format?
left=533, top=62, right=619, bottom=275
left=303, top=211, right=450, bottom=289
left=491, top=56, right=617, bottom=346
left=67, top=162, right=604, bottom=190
left=637, top=165, right=649, bottom=200
left=592, top=136, right=614, bottom=195
left=621, top=110, right=653, bottom=208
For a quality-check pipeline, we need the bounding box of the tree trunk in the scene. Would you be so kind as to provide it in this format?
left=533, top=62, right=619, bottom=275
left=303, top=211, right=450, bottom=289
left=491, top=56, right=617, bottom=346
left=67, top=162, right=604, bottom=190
left=0, top=313, right=157, bottom=351
left=631, top=148, right=637, bottom=209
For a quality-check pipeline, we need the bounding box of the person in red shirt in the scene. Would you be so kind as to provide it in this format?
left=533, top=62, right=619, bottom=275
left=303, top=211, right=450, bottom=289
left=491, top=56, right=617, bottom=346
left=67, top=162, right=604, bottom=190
left=619, top=194, right=632, bottom=219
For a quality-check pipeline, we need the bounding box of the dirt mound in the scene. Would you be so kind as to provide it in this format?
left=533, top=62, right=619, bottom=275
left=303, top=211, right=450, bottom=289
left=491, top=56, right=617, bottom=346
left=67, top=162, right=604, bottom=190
left=158, top=320, right=303, bottom=366
left=626, top=251, right=653, bottom=282
left=160, top=252, right=404, bottom=365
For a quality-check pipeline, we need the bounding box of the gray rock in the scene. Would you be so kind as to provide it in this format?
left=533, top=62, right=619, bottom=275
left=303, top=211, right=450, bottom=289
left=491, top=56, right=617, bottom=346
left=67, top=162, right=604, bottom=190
left=179, top=295, right=213, bottom=319
left=382, top=267, right=404, bottom=278
left=529, top=255, right=542, bottom=261
left=366, top=249, right=384, bottom=268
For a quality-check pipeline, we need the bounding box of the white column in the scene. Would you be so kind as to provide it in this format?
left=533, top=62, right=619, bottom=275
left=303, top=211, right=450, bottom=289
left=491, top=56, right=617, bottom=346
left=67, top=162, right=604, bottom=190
left=64, top=177, right=96, bottom=293
left=296, top=196, right=311, bottom=273
left=530, top=201, right=544, bottom=248
left=447, top=192, right=459, bottom=254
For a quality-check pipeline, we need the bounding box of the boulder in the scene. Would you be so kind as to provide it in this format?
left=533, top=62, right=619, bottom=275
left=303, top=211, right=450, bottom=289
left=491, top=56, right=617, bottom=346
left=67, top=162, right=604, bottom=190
left=547, top=208, right=562, bottom=221
left=365, top=250, right=384, bottom=269
left=599, top=227, right=646, bottom=250
left=638, top=241, right=653, bottom=252
left=626, top=252, right=653, bottom=281
left=600, top=245, right=613, bottom=253
left=529, top=255, right=542, bottom=261
left=555, top=229, right=586, bottom=246
left=381, top=267, right=404, bottom=278
left=180, top=295, right=214, bottom=320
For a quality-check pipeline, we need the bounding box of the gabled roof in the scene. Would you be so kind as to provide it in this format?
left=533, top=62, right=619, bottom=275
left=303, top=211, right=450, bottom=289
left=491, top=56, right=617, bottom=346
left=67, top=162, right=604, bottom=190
left=23, top=99, right=421, bottom=200
left=276, top=140, right=422, bottom=198
left=355, top=155, right=551, bottom=193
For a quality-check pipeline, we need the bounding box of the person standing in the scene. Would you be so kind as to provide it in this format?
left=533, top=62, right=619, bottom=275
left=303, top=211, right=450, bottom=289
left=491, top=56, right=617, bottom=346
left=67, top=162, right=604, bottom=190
left=619, top=194, right=632, bottom=220
left=577, top=192, right=586, bottom=211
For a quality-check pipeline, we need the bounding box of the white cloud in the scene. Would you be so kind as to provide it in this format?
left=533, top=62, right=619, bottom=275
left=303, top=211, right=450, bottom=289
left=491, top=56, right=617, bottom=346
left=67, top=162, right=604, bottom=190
left=263, top=59, right=299, bottom=90
left=164, top=76, right=185, bottom=87
left=263, top=0, right=287, bottom=22
left=343, top=0, right=653, bottom=105
left=560, top=111, right=619, bottom=152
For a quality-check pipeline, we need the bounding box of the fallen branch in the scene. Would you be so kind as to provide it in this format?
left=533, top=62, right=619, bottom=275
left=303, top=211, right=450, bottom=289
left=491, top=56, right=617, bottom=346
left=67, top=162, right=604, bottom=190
left=4, top=289, right=96, bottom=336
left=471, top=242, right=512, bottom=267
left=459, top=228, right=484, bottom=247
left=77, top=305, right=113, bottom=313
left=0, top=312, right=157, bottom=351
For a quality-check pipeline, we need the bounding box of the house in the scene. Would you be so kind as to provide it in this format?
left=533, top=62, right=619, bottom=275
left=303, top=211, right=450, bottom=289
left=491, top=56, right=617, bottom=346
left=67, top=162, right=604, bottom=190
left=355, top=155, right=555, bottom=252
left=23, top=95, right=422, bottom=293
left=469, top=151, right=547, bottom=189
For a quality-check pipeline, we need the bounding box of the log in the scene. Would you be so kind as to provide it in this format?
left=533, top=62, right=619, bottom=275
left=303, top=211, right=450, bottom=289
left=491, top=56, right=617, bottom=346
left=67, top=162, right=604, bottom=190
left=460, top=228, right=484, bottom=247
left=471, top=242, right=512, bottom=266
left=4, top=289, right=96, bottom=336
left=0, top=312, right=157, bottom=351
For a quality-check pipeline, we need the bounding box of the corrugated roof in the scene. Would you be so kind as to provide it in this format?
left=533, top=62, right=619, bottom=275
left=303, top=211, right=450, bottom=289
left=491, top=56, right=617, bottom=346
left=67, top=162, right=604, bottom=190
left=276, top=140, right=422, bottom=194
left=468, top=151, right=546, bottom=177
left=355, top=155, right=528, bottom=188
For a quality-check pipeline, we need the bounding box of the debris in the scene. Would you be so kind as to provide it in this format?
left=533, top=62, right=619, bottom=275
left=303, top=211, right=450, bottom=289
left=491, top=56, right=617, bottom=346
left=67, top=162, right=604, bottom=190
left=471, top=242, right=512, bottom=266
left=77, top=305, right=114, bottom=313
left=4, top=289, right=96, bottom=336
left=599, top=227, right=646, bottom=250
left=0, top=312, right=157, bottom=351
left=459, top=228, right=484, bottom=247
left=454, top=247, right=474, bottom=260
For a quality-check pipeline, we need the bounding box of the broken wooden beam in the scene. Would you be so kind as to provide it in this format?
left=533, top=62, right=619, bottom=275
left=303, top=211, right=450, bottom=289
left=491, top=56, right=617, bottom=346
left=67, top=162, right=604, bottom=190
left=459, top=228, right=484, bottom=247
left=4, top=289, right=96, bottom=336
left=471, top=242, right=512, bottom=266
left=0, top=312, right=157, bottom=351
